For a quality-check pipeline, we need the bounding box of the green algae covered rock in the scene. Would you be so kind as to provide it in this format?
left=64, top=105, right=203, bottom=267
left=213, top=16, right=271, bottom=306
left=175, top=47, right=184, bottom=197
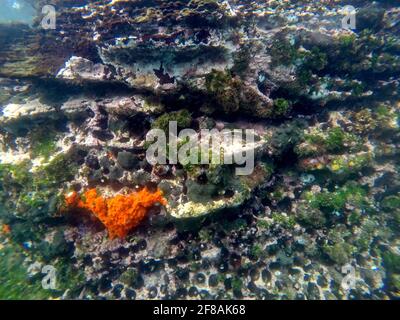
left=0, top=0, right=399, bottom=301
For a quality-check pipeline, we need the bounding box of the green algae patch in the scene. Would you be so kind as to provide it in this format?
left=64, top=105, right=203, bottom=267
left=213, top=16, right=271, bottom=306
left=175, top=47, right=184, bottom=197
left=322, top=242, right=354, bottom=265
left=305, top=183, right=368, bottom=213
left=0, top=243, right=53, bottom=300
left=0, top=240, right=85, bottom=300
left=29, top=129, right=59, bottom=161
left=381, top=195, right=400, bottom=212
left=0, top=152, right=78, bottom=245
left=151, top=109, right=192, bottom=132
left=272, top=98, right=292, bottom=117
left=296, top=127, right=360, bottom=158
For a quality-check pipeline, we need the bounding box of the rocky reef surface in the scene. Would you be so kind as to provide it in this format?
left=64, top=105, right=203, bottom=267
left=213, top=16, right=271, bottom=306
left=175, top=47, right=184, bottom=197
left=0, top=0, right=400, bottom=300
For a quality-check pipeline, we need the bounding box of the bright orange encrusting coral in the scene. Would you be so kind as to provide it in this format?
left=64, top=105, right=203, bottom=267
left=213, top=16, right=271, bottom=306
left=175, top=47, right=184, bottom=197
left=64, top=188, right=167, bottom=239
left=1, top=224, right=11, bottom=234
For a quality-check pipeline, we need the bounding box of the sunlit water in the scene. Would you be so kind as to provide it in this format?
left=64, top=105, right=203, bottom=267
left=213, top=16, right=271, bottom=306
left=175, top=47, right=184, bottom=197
left=0, top=0, right=35, bottom=24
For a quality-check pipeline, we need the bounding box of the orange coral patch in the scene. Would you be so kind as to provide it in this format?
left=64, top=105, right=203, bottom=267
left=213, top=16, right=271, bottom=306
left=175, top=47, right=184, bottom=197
left=65, top=188, right=166, bottom=239
left=2, top=224, right=11, bottom=234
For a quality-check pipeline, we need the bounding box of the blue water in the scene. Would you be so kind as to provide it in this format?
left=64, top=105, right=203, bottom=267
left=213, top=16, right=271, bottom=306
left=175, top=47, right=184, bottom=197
left=0, top=0, right=36, bottom=24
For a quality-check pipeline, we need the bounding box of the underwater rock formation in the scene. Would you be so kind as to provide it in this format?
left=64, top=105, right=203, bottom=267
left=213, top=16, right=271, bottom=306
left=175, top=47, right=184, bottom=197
left=0, top=0, right=400, bottom=300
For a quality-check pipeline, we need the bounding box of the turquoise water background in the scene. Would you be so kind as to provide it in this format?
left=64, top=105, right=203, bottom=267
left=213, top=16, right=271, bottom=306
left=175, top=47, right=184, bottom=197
left=0, top=0, right=35, bottom=24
